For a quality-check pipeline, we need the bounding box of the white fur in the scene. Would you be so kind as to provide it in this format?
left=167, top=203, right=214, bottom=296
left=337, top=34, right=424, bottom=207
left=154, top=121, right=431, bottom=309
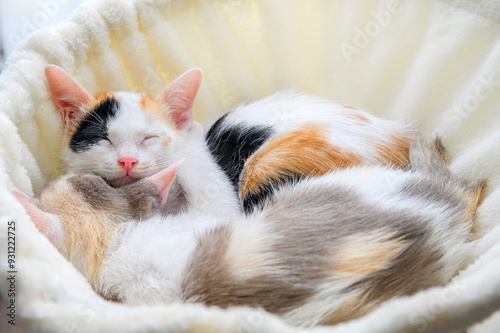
left=99, top=213, right=214, bottom=305
left=171, top=122, right=241, bottom=217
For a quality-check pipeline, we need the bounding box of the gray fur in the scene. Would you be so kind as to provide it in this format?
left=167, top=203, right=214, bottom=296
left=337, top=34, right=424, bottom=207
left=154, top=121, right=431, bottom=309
left=69, top=172, right=177, bottom=220
left=181, top=226, right=315, bottom=313
left=181, top=177, right=441, bottom=318
left=69, top=173, right=128, bottom=211
left=120, top=179, right=163, bottom=220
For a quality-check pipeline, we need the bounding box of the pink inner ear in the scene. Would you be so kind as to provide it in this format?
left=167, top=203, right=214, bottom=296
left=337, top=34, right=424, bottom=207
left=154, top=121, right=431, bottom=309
left=149, top=160, right=184, bottom=205
left=12, top=190, right=53, bottom=237
left=45, top=65, right=91, bottom=128
left=158, top=68, right=202, bottom=130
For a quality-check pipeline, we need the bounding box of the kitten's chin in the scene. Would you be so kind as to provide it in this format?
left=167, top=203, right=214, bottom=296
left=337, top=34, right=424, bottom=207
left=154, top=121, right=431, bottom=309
left=109, top=176, right=139, bottom=187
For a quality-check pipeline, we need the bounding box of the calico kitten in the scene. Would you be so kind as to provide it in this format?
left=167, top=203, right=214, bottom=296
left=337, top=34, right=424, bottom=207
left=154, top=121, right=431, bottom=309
left=15, top=138, right=484, bottom=327
left=45, top=65, right=239, bottom=216
left=47, top=65, right=413, bottom=215
left=207, top=92, right=414, bottom=211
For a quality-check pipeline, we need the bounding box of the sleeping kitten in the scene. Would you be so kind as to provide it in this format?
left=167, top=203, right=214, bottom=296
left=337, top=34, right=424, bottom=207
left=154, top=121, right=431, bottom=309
left=45, top=65, right=239, bottom=216
left=15, top=138, right=484, bottom=327
left=47, top=66, right=413, bottom=215
left=207, top=92, right=414, bottom=211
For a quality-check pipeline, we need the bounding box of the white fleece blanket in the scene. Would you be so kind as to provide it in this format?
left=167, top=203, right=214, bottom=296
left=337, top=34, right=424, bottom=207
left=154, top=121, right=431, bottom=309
left=1, top=0, right=500, bottom=332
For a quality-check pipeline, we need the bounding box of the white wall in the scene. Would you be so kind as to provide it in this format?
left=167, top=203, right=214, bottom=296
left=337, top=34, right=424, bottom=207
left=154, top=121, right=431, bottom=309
left=0, top=0, right=86, bottom=58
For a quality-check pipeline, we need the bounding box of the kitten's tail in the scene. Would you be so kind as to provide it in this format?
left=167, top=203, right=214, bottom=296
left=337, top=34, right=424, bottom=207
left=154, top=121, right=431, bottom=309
left=409, top=137, right=487, bottom=190
left=409, top=137, right=450, bottom=176
left=410, top=137, right=487, bottom=234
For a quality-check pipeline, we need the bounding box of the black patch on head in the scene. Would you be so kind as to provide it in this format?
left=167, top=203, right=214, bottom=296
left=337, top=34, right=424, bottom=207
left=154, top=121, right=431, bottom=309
left=206, top=113, right=274, bottom=193
left=69, top=97, right=119, bottom=152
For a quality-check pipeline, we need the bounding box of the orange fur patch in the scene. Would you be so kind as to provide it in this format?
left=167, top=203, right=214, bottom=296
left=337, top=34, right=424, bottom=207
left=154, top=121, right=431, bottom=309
left=240, top=124, right=362, bottom=198
left=319, top=231, right=407, bottom=324
left=346, top=107, right=370, bottom=123
left=333, top=232, right=406, bottom=277
left=140, top=94, right=156, bottom=111
left=375, top=134, right=411, bottom=169
left=41, top=183, right=122, bottom=288
left=459, top=179, right=487, bottom=238
left=94, top=91, right=115, bottom=102
left=353, top=113, right=369, bottom=122
left=140, top=94, right=177, bottom=131
left=163, top=137, right=172, bottom=147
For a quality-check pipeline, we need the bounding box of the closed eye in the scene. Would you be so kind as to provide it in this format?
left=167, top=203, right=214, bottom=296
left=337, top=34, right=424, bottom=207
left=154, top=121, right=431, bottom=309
left=100, top=137, right=112, bottom=144
left=142, top=135, right=160, bottom=144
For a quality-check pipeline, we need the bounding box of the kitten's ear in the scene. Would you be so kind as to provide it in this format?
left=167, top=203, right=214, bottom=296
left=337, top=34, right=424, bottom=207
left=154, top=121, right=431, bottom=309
left=148, top=159, right=184, bottom=205
left=45, top=65, right=92, bottom=131
left=12, top=190, right=63, bottom=247
left=157, top=68, right=202, bottom=131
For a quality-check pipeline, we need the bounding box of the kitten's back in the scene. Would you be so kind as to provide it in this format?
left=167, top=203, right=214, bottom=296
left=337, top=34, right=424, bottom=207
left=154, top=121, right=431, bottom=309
left=184, top=138, right=482, bottom=326
left=206, top=92, right=414, bottom=212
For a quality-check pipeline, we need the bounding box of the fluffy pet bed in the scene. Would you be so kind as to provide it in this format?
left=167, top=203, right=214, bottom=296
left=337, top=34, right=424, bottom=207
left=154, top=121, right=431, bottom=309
left=1, top=0, right=500, bottom=332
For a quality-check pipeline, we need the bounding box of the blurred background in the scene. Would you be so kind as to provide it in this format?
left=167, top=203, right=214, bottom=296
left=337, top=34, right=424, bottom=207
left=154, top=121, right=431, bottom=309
left=0, top=21, right=4, bottom=72
left=0, top=0, right=86, bottom=73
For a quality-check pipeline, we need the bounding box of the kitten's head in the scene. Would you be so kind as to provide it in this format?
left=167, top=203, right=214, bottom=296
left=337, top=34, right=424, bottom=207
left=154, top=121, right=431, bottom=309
left=45, top=65, right=203, bottom=186
left=12, top=162, right=180, bottom=284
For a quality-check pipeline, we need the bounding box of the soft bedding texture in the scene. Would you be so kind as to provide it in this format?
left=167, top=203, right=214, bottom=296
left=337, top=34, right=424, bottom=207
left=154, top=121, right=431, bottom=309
left=1, top=0, right=500, bottom=332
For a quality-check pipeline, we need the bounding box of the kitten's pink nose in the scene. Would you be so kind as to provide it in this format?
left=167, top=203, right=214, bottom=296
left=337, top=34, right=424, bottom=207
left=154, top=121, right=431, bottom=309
left=118, top=157, right=138, bottom=173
